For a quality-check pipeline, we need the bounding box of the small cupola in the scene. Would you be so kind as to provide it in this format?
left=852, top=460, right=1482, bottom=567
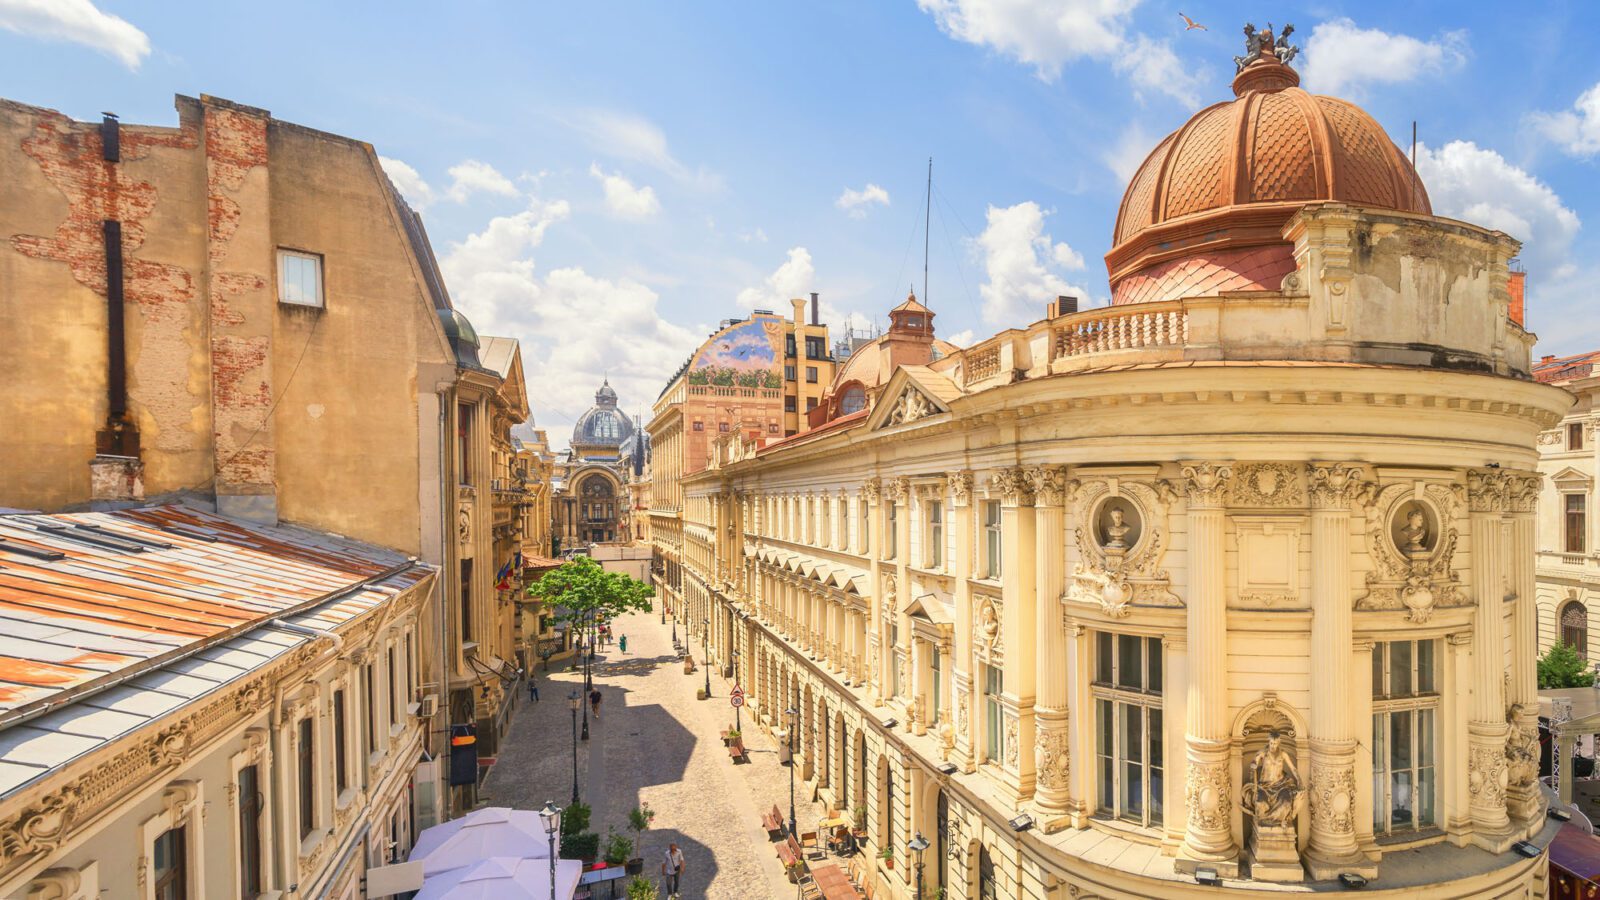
left=889, top=289, right=935, bottom=338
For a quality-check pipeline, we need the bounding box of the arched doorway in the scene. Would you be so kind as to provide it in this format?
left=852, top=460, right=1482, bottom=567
left=935, top=789, right=949, bottom=890
left=577, top=473, right=618, bottom=543
left=976, top=842, right=997, bottom=900
left=1563, top=599, right=1590, bottom=657
left=836, top=713, right=849, bottom=812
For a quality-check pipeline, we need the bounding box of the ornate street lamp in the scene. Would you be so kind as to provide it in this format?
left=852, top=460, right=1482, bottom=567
left=703, top=617, right=712, bottom=698
left=785, top=705, right=800, bottom=838
left=731, top=648, right=742, bottom=733
left=909, top=833, right=930, bottom=899
left=567, top=692, right=581, bottom=802
left=539, top=801, right=562, bottom=900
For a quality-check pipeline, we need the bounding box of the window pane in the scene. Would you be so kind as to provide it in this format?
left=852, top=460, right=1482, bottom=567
left=1372, top=714, right=1386, bottom=832
left=1372, top=646, right=1384, bottom=697
left=1096, top=632, right=1113, bottom=684
left=1417, top=764, right=1436, bottom=828
left=1147, top=637, right=1163, bottom=692
left=1118, top=634, right=1142, bottom=690
left=1389, top=640, right=1413, bottom=697
left=1121, top=702, right=1143, bottom=764
left=1417, top=641, right=1435, bottom=694
left=1389, top=711, right=1411, bottom=773
left=1417, top=708, right=1434, bottom=767
left=1150, top=708, right=1164, bottom=826
left=1097, top=699, right=1113, bottom=756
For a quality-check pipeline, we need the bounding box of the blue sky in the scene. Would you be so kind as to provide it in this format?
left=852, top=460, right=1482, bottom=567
left=4, top=1, right=1599, bottom=442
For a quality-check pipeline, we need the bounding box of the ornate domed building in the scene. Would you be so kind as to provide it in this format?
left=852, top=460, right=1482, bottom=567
left=554, top=380, right=648, bottom=548
left=668, top=25, right=1569, bottom=900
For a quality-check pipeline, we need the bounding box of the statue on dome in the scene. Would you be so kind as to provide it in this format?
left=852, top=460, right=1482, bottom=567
left=1235, top=22, right=1299, bottom=72
left=1235, top=23, right=1264, bottom=72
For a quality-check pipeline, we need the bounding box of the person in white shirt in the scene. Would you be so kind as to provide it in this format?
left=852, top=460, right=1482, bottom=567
left=661, top=842, right=685, bottom=895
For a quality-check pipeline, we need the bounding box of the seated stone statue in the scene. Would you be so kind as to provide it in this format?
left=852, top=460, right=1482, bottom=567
left=1243, top=731, right=1304, bottom=828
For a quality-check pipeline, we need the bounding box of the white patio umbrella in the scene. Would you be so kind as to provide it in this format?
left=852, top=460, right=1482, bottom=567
left=410, top=807, right=557, bottom=875
left=416, top=856, right=584, bottom=900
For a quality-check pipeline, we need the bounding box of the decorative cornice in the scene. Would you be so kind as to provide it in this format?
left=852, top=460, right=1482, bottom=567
left=1467, top=468, right=1513, bottom=514
left=947, top=472, right=974, bottom=507
left=1180, top=461, right=1234, bottom=508
left=988, top=467, right=1034, bottom=506
left=1306, top=462, right=1372, bottom=510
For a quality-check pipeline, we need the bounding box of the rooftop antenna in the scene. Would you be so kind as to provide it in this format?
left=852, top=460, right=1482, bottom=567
left=923, top=157, right=933, bottom=304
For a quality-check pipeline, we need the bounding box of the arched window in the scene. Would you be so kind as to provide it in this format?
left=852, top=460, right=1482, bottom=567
left=1562, top=600, right=1589, bottom=657
left=840, top=385, right=867, bottom=415
left=977, top=844, right=997, bottom=900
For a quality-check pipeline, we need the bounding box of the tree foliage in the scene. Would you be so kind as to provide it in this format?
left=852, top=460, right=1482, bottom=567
left=527, top=556, right=653, bottom=626
left=1538, top=642, right=1596, bottom=689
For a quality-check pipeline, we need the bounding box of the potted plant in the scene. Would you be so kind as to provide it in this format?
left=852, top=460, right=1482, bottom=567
left=603, top=829, right=632, bottom=868
left=852, top=804, right=868, bottom=831
left=726, top=729, right=742, bottom=751
left=560, top=800, right=592, bottom=839
left=879, top=846, right=894, bottom=870
left=625, top=803, right=655, bottom=875
left=625, top=875, right=657, bottom=900
left=565, top=831, right=600, bottom=863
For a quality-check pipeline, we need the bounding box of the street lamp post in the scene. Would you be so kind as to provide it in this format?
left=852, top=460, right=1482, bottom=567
left=703, top=617, right=712, bottom=698
left=785, top=706, right=800, bottom=838
left=567, top=692, right=581, bottom=802
left=909, top=833, right=929, bottom=899
left=539, top=801, right=562, bottom=900
left=731, top=648, right=741, bottom=734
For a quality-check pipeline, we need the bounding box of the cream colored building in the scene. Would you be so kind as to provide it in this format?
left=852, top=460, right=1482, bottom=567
left=1533, top=352, right=1600, bottom=661
left=665, top=42, right=1566, bottom=899
left=0, top=506, right=433, bottom=900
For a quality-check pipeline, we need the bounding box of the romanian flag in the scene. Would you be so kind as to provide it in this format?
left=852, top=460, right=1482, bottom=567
left=495, top=557, right=515, bottom=591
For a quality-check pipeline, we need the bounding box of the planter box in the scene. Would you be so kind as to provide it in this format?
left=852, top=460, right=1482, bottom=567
left=626, top=858, right=644, bottom=876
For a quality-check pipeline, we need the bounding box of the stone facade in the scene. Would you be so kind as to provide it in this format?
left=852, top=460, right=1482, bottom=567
left=1533, top=353, right=1600, bottom=664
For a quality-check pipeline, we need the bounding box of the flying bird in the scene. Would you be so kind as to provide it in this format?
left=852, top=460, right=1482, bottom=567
left=1179, top=12, right=1207, bottom=31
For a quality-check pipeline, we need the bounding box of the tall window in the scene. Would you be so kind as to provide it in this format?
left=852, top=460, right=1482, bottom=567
left=859, top=496, right=870, bottom=554
left=888, top=619, right=902, bottom=697
left=977, top=844, right=997, bottom=900
left=238, top=765, right=262, bottom=897
left=456, top=403, right=473, bottom=483
left=926, top=501, right=943, bottom=569
left=983, top=501, right=1002, bottom=579
left=983, top=664, right=1004, bottom=762
left=1372, top=639, right=1438, bottom=836
left=887, top=503, right=898, bottom=559
left=884, top=765, right=896, bottom=855
left=153, top=826, right=188, bottom=900
left=1568, top=494, right=1587, bottom=553
left=806, top=366, right=818, bottom=383
left=930, top=650, right=943, bottom=723
left=1092, top=632, right=1164, bottom=827
left=388, top=647, right=399, bottom=727
left=1562, top=600, right=1589, bottom=657
left=363, top=663, right=376, bottom=755
left=333, top=689, right=349, bottom=795
left=298, top=716, right=316, bottom=839
left=459, top=560, right=474, bottom=643
left=1571, top=422, right=1586, bottom=450
left=820, top=495, right=830, bottom=547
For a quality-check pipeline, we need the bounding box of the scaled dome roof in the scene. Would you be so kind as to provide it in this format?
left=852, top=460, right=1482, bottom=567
left=571, top=380, right=635, bottom=450
left=1105, top=35, right=1431, bottom=303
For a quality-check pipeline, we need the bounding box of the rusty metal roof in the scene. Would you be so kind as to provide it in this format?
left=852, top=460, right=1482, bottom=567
left=0, top=504, right=432, bottom=798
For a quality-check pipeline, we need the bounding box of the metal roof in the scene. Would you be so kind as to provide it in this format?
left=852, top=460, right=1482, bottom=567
left=0, top=504, right=432, bottom=798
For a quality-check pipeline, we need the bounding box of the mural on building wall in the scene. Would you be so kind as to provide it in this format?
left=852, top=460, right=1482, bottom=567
left=688, top=317, right=784, bottom=389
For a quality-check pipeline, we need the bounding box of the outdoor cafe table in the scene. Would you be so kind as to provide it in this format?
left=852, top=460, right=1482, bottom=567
left=577, top=865, right=628, bottom=899
left=809, top=862, right=857, bottom=900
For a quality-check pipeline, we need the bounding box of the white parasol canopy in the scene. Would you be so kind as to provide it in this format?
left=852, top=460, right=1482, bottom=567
left=410, top=807, right=558, bottom=876
left=415, top=856, right=584, bottom=900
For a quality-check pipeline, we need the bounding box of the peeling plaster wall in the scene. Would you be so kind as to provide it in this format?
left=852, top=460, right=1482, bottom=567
left=0, top=95, right=454, bottom=557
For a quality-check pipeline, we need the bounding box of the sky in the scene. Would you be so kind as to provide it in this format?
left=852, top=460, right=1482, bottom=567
left=3, top=1, right=1599, bottom=447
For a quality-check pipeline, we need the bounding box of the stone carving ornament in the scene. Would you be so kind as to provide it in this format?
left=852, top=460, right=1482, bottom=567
left=1242, top=732, right=1305, bottom=827
left=975, top=597, right=1001, bottom=654
left=1230, top=463, right=1305, bottom=507
left=988, top=467, right=1033, bottom=505
left=947, top=471, right=974, bottom=506
left=1468, top=742, right=1508, bottom=809
left=1181, top=461, right=1234, bottom=508
left=1035, top=727, right=1071, bottom=790
left=1185, top=759, right=1232, bottom=833
left=1309, top=762, right=1357, bottom=836
left=1004, top=717, right=1019, bottom=769
left=1357, top=483, right=1465, bottom=622
left=886, top=388, right=935, bottom=425
left=1068, top=481, right=1179, bottom=614
left=1505, top=703, right=1539, bottom=793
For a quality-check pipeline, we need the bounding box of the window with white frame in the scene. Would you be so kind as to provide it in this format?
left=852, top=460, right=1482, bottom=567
left=930, top=648, right=943, bottom=723
left=887, top=501, right=898, bottom=559
left=1567, top=493, right=1587, bottom=554
left=820, top=494, right=830, bottom=547
left=1092, top=632, right=1164, bottom=827
left=1372, top=639, right=1438, bottom=836
left=888, top=618, right=901, bottom=697
left=926, top=500, right=943, bottom=569
left=859, top=495, right=870, bottom=554
left=298, top=715, right=316, bottom=839
left=983, top=663, right=1004, bottom=762
left=333, top=688, right=349, bottom=796
left=982, top=501, right=1002, bottom=579
left=278, top=249, right=323, bottom=307
left=153, top=825, right=188, bottom=900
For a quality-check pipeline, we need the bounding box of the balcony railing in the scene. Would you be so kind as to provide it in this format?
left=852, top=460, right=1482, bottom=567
left=1052, top=301, right=1187, bottom=361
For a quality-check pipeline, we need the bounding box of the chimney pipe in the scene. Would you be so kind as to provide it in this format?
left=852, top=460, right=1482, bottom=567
left=100, top=112, right=119, bottom=162
left=810, top=292, right=819, bottom=326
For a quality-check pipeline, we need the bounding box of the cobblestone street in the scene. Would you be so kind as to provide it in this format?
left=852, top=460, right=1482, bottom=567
left=484, top=603, right=828, bottom=899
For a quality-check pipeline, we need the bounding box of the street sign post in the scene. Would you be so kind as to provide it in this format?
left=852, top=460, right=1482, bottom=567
left=730, top=687, right=745, bottom=733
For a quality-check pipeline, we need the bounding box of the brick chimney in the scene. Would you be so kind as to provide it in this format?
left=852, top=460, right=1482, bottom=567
left=1507, top=271, right=1526, bottom=328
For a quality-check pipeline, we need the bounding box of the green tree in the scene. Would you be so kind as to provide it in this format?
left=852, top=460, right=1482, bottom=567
left=528, top=557, right=654, bottom=648
left=1538, top=642, right=1596, bottom=689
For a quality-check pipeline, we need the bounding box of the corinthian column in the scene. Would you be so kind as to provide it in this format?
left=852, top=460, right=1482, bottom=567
left=948, top=471, right=977, bottom=772
left=1466, top=469, right=1514, bottom=851
left=1304, top=464, right=1377, bottom=879
left=992, top=466, right=1037, bottom=799
left=864, top=477, right=883, bottom=706
left=1178, top=461, right=1238, bottom=874
left=1505, top=470, right=1545, bottom=825
left=1029, top=466, right=1073, bottom=827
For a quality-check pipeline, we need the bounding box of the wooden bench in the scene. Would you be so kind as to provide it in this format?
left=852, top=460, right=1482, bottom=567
left=727, top=742, right=746, bottom=763
left=761, top=805, right=785, bottom=837
left=776, top=838, right=799, bottom=868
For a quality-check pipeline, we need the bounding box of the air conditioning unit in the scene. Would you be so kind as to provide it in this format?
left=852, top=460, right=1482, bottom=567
left=417, top=694, right=439, bottom=718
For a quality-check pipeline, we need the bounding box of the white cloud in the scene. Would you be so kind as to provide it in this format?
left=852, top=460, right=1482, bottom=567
left=1102, top=122, right=1154, bottom=184
left=1529, top=82, right=1600, bottom=158
left=379, top=156, right=435, bottom=209
left=0, top=0, right=149, bottom=69
left=588, top=163, right=661, bottom=219
left=915, top=0, right=1201, bottom=104
left=974, top=201, right=1091, bottom=327
left=737, top=247, right=815, bottom=310
left=570, top=109, right=723, bottom=192
left=836, top=183, right=891, bottom=218
left=445, top=160, right=519, bottom=204
left=945, top=328, right=976, bottom=348
left=439, top=198, right=698, bottom=446
left=737, top=227, right=768, bottom=244
left=1302, top=19, right=1467, bottom=96
left=1414, top=140, right=1580, bottom=275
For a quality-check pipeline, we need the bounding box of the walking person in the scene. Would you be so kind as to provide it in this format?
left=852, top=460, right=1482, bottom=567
left=528, top=677, right=539, bottom=702
left=590, top=686, right=602, bottom=719
left=619, top=634, right=628, bottom=654
left=661, top=842, right=685, bottom=897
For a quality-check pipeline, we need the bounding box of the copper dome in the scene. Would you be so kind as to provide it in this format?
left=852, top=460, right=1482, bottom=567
left=1105, top=48, right=1431, bottom=305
